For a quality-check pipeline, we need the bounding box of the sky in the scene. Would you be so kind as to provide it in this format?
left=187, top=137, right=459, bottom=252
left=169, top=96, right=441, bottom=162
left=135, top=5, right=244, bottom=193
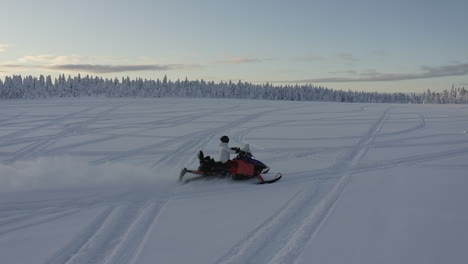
left=1, top=0, right=468, bottom=93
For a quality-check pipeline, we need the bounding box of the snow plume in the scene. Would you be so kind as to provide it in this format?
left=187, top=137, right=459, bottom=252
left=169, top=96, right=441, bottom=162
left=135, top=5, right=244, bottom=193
left=0, top=157, right=159, bottom=192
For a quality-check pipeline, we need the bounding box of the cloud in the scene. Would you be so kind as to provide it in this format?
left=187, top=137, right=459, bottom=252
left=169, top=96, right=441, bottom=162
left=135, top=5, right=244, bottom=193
left=1, top=54, right=201, bottom=74
left=328, top=70, right=358, bottom=75
left=337, top=53, right=358, bottom=62
left=214, top=56, right=265, bottom=64
left=275, top=63, right=468, bottom=83
left=18, top=54, right=125, bottom=64
left=0, top=63, right=201, bottom=74
left=46, top=64, right=200, bottom=73
left=47, top=64, right=171, bottom=73
left=0, top=44, right=13, bottom=52
left=295, top=55, right=325, bottom=62
left=370, top=49, right=387, bottom=56
left=1, top=64, right=22, bottom=68
left=18, top=55, right=59, bottom=63
left=359, top=69, right=379, bottom=76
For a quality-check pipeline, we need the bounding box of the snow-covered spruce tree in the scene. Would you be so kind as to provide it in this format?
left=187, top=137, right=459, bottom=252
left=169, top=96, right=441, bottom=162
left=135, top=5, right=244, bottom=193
left=0, top=74, right=465, bottom=104
left=0, top=78, right=4, bottom=99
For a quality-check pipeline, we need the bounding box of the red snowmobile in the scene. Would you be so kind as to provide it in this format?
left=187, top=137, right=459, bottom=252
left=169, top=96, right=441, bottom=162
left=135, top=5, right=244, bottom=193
left=178, top=146, right=282, bottom=184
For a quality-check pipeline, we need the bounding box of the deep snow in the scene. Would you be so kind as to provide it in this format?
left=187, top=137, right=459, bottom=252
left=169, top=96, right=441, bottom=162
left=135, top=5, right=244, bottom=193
left=0, top=98, right=467, bottom=264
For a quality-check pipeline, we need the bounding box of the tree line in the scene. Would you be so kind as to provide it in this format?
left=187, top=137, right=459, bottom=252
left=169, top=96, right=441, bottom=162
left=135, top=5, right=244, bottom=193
left=0, top=74, right=467, bottom=104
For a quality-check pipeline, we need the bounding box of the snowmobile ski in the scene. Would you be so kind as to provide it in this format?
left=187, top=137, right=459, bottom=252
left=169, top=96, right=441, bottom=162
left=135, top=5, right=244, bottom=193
left=257, top=173, right=282, bottom=184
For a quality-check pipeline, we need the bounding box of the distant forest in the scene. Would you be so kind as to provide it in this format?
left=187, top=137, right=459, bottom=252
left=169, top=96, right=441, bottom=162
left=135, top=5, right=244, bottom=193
left=1, top=74, right=467, bottom=104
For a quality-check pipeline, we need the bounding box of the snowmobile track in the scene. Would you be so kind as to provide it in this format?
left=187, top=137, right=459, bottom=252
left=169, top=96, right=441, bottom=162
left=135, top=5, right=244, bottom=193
left=0, top=106, right=97, bottom=145
left=0, top=209, right=80, bottom=238
left=44, top=197, right=169, bottom=264
left=103, top=200, right=169, bottom=264
left=216, top=107, right=390, bottom=264
left=89, top=105, right=240, bottom=165
left=44, top=206, right=116, bottom=264
left=6, top=106, right=119, bottom=163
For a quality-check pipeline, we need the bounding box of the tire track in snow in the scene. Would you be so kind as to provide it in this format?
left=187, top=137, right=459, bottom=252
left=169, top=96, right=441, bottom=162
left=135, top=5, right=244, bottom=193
left=269, top=107, right=390, bottom=264
left=0, top=191, right=122, bottom=237
left=0, top=209, right=80, bottom=237
left=104, top=200, right=169, bottom=264
left=0, top=207, right=77, bottom=229
left=45, top=197, right=169, bottom=264
left=353, top=146, right=468, bottom=173
left=36, top=114, right=196, bottom=157
left=5, top=106, right=119, bottom=163
left=44, top=206, right=116, bottom=264
left=0, top=135, right=51, bottom=149
left=379, top=112, right=426, bottom=137
left=89, top=106, right=241, bottom=165
left=373, top=132, right=452, bottom=148
left=46, top=203, right=145, bottom=264
left=271, top=107, right=391, bottom=264
left=0, top=106, right=96, bottom=144
left=0, top=214, right=30, bottom=226
left=215, top=107, right=391, bottom=264
left=214, top=186, right=324, bottom=264
left=0, top=113, right=24, bottom=125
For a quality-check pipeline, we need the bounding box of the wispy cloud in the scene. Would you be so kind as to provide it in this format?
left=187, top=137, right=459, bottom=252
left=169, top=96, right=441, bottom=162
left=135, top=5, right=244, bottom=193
left=328, top=70, right=358, bottom=75
left=18, top=54, right=125, bottom=64
left=0, top=44, right=13, bottom=52
left=214, top=55, right=265, bottom=64
left=48, top=64, right=200, bottom=73
left=275, top=63, right=468, bottom=83
left=337, top=53, right=358, bottom=62
left=370, top=49, right=387, bottom=56
left=1, top=54, right=201, bottom=74
left=0, top=64, right=26, bottom=69
left=0, top=63, right=201, bottom=74
left=295, top=55, right=325, bottom=62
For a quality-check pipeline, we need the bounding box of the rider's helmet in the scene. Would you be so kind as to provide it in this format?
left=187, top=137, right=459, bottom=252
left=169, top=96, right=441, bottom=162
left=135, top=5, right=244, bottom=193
left=220, top=135, right=229, bottom=143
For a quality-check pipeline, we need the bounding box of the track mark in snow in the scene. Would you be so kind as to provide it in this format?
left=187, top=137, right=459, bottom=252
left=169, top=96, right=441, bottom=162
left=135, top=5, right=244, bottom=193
left=0, top=209, right=80, bottom=237
left=215, top=188, right=312, bottom=264
left=0, top=106, right=96, bottom=145
left=270, top=107, right=390, bottom=264
left=45, top=197, right=169, bottom=264
left=44, top=206, right=115, bottom=264
left=103, top=200, right=168, bottom=264
left=216, top=107, right=391, bottom=264
left=0, top=113, right=24, bottom=125
left=379, top=112, right=426, bottom=137
left=354, top=146, right=468, bottom=173
left=89, top=106, right=239, bottom=165
left=5, top=106, right=119, bottom=163
left=46, top=203, right=144, bottom=264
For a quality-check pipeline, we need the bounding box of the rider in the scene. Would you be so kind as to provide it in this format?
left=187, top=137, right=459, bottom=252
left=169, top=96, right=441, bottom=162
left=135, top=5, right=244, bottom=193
left=197, top=135, right=239, bottom=172
left=219, top=135, right=239, bottom=163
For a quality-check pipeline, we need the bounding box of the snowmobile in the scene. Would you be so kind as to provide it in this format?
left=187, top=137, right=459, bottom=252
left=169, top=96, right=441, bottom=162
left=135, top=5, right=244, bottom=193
left=178, top=145, right=282, bottom=184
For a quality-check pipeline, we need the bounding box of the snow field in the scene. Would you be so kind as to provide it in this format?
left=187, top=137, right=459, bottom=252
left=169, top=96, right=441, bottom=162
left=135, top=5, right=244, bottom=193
left=0, top=98, right=467, bottom=264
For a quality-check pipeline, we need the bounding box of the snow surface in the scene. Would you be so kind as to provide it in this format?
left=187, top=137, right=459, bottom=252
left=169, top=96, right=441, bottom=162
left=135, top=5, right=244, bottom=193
left=0, top=98, right=467, bottom=264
